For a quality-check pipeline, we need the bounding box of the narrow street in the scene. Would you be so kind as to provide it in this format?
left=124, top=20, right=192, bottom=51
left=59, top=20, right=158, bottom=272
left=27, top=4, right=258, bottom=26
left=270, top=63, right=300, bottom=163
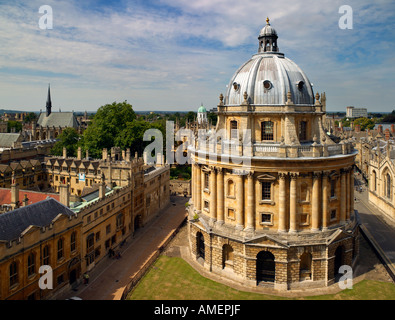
left=354, top=173, right=395, bottom=279
left=56, top=196, right=188, bottom=300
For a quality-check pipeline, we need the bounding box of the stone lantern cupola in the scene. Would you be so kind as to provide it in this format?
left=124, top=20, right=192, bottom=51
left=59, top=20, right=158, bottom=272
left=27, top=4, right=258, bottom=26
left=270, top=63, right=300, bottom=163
left=258, top=17, right=279, bottom=53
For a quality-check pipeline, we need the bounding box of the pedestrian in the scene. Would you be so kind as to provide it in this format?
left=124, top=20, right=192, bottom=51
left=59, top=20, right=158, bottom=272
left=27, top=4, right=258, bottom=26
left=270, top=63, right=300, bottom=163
left=83, top=272, right=89, bottom=285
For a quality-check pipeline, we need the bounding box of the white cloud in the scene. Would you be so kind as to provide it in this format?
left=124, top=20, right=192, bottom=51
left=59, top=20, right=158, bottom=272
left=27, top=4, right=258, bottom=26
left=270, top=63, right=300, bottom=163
left=0, top=0, right=394, bottom=112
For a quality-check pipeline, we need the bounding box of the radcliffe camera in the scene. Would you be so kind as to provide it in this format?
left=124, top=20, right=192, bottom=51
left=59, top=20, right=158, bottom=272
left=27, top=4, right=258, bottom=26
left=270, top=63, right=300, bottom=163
left=0, top=0, right=394, bottom=315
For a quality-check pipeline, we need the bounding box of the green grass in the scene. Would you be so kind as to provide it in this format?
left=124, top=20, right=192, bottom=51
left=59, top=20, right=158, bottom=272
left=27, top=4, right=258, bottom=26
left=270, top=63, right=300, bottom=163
left=127, top=255, right=395, bottom=300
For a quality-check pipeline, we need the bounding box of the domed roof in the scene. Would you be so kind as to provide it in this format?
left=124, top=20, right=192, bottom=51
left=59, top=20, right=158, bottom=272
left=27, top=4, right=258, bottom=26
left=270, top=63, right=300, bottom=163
left=259, top=17, right=277, bottom=36
left=198, top=105, right=207, bottom=113
left=224, top=20, right=315, bottom=106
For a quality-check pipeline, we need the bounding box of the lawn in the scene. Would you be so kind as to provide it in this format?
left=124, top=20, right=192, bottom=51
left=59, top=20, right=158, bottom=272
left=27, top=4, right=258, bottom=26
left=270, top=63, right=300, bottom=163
left=127, top=255, right=395, bottom=300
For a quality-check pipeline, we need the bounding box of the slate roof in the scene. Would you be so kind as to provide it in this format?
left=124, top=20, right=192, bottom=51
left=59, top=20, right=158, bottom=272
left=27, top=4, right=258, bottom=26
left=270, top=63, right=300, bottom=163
left=37, top=112, right=79, bottom=129
left=0, top=198, right=75, bottom=242
left=0, top=133, right=23, bottom=148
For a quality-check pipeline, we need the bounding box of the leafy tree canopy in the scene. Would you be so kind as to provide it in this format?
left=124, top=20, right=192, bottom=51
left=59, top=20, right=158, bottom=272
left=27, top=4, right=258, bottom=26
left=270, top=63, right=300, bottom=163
left=82, top=101, right=136, bottom=158
left=353, top=117, right=376, bottom=131
left=51, top=127, right=81, bottom=157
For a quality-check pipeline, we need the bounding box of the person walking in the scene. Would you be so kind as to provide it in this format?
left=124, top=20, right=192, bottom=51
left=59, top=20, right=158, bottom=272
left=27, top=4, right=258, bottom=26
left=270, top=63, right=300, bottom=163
left=83, top=272, right=90, bottom=285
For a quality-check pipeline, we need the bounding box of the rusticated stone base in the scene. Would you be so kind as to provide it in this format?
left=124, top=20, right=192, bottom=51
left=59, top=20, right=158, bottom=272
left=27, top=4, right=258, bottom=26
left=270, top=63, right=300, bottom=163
left=187, top=213, right=360, bottom=291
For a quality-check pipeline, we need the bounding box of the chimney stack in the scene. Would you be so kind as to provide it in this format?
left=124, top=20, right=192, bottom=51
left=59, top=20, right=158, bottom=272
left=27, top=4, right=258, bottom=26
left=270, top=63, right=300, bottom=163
left=77, top=147, right=82, bottom=160
left=59, top=182, right=70, bottom=207
left=385, top=128, right=390, bottom=141
left=99, top=173, right=106, bottom=200
left=63, top=147, right=67, bottom=158
left=11, top=174, right=19, bottom=210
left=22, top=194, right=29, bottom=207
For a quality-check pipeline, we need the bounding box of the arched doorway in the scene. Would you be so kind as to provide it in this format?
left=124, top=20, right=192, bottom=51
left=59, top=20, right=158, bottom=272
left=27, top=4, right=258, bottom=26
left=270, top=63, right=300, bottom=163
left=222, top=244, right=234, bottom=269
left=299, top=252, right=312, bottom=281
left=196, top=232, right=205, bottom=260
left=256, top=251, right=275, bottom=284
left=334, top=245, right=345, bottom=276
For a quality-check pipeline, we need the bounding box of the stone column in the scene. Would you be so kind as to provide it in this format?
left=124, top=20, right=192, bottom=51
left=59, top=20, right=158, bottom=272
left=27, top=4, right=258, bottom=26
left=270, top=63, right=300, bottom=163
left=195, top=164, right=201, bottom=211
left=216, top=167, right=224, bottom=225
left=346, top=168, right=350, bottom=221
left=349, top=166, right=354, bottom=220
left=209, top=166, right=217, bottom=224
left=289, top=173, right=298, bottom=233
left=278, top=172, right=287, bottom=232
left=245, top=171, right=255, bottom=232
left=191, top=162, right=195, bottom=204
left=236, top=174, right=244, bottom=230
left=311, top=172, right=321, bottom=231
left=322, top=171, right=329, bottom=230
left=340, top=169, right=346, bottom=224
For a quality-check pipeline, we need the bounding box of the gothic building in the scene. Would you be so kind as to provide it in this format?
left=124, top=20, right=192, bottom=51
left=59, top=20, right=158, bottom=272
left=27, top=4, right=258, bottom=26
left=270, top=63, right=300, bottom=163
left=187, top=19, right=359, bottom=290
left=33, top=85, right=81, bottom=140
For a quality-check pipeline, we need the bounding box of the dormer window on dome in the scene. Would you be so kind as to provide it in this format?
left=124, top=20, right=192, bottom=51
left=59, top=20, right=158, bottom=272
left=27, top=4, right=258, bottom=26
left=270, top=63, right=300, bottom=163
left=297, top=81, right=305, bottom=91
left=263, top=80, right=272, bottom=90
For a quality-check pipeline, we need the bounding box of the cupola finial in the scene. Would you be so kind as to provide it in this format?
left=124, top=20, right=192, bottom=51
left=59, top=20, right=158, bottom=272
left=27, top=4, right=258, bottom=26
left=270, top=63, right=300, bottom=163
left=266, top=17, right=270, bottom=24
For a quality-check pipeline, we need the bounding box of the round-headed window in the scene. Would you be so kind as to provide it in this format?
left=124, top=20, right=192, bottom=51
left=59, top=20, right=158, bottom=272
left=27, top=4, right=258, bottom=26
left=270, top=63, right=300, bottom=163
left=297, top=81, right=304, bottom=91
left=263, top=80, right=272, bottom=90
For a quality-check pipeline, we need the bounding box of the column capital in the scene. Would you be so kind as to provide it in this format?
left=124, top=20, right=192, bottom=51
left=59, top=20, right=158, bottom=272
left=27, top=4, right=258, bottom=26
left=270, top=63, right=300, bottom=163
left=322, top=170, right=331, bottom=178
left=247, top=170, right=255, bottom=178
left=290, top=172, right=299, bottom=180
left=312, top=171, right=322, bottom=179
left=217, top=167, right=224, bottom=174
left=278, top=172, right=288, bottom=180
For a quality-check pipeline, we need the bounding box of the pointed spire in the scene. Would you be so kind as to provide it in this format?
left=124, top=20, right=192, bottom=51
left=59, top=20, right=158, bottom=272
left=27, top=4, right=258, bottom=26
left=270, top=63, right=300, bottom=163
left=46, top=84, right=52, bottom=117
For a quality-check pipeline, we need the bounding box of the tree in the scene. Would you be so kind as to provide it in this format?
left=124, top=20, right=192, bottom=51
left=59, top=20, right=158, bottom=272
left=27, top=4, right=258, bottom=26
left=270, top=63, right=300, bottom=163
left=82, top=101, right=136, bottom=158
left=51, top=128, right=81, bottom=157
left=24, top=112, right=38, bottom=124
left=7, top=121, right=22, bottom=133
left=382, top=110, right=395, bottom=123
left=353, top=117, right=375, bottom=131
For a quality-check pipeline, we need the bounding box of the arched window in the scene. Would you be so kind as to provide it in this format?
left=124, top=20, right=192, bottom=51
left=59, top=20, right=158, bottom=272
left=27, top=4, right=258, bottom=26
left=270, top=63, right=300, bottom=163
left=222, top=244, right=234, bottom=269
left=372, top=170, right=377, bottom=192
left=27, top=253, right=36, bottom=277
left=70, top=232, right=77, bottom=252
left=261, top=121, right=274, bottom=141
left=9, top=262, right=18, bottom=287
left=43, top=245, right=50, bottom=266
left=57, top=238, right=64, bottom=260
left=386, top=173, right=392, bottom=199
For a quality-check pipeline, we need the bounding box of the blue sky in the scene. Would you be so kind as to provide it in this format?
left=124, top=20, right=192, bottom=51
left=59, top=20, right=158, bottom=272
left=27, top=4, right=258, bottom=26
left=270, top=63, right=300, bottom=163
left=0, top=0, right=394, bottom=113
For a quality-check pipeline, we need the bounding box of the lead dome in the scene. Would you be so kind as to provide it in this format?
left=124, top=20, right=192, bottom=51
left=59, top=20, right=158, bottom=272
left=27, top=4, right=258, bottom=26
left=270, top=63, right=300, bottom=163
left=225, top=18, right=314, bottom=106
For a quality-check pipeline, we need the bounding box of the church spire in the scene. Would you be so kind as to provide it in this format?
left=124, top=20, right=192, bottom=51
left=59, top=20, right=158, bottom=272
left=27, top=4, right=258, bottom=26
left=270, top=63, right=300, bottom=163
left=46, top=84, right=52, bottom=117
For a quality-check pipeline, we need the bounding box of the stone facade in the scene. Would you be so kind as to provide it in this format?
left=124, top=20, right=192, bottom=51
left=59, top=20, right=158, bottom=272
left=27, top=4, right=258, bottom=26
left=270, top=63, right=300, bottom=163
left=187, top=20, right=359, bottom=291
